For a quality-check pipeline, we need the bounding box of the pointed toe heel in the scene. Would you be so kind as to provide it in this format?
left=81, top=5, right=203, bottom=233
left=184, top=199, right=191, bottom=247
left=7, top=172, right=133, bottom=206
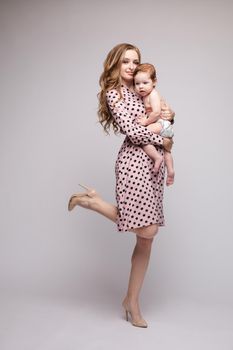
left=68, top=184, right=98, bottom=212
left=122, top=304, right=148, bottom=328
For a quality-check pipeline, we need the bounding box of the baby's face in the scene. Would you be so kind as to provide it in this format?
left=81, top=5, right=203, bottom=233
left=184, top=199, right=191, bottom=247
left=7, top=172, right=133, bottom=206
left=134, top=71, right=154, bottom=97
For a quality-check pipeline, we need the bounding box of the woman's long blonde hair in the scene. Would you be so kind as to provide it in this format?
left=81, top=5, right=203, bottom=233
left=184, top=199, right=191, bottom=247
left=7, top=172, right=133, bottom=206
left=98, top=43, right=141, bottom=134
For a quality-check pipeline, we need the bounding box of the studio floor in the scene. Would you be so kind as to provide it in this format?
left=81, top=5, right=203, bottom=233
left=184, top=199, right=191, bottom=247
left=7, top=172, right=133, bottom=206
left=0, top=293, right=232, bottom=350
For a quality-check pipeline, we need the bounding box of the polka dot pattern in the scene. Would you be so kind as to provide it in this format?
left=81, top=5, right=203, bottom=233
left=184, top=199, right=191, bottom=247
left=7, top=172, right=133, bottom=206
left=106, top=85, right=165, bottom=232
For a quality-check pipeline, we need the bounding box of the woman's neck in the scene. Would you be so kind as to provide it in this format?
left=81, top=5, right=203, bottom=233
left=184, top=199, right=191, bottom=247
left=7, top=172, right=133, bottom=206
left=121, top=80, right=134, bottom=92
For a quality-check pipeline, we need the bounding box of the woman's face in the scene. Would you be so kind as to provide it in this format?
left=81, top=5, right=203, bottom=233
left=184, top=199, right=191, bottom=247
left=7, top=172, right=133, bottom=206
left=120, top=49, right=139, bottom=86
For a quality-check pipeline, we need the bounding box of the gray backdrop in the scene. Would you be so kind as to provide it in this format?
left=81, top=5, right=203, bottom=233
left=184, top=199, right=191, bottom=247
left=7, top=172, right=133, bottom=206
left=1, top=0, right=233, bottom=308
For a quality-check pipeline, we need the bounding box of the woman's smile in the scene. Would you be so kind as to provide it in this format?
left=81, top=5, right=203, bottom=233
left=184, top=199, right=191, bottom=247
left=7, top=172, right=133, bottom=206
left=120, top=49, right=139, bottom=86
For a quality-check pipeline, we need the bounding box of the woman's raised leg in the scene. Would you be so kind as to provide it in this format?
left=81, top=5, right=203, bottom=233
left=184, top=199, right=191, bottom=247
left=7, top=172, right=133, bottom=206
left=68, top=188, right=159, bottom=239
left=68, top=189, right=118, bottom=222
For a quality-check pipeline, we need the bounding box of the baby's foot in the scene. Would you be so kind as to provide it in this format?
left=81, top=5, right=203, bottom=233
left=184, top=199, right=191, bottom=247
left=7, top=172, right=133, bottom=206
left=153, top=155, right=163, bottom=173
left=166, top=170, right=175, bottom=186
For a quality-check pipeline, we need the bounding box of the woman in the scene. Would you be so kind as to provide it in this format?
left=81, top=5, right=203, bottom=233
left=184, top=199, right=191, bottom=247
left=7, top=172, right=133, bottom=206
left=68, top=43, right=173, bottom=328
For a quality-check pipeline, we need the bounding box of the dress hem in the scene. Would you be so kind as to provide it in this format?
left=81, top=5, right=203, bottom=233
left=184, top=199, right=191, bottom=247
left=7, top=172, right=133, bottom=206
left=116, top=221, right=165, bottom=233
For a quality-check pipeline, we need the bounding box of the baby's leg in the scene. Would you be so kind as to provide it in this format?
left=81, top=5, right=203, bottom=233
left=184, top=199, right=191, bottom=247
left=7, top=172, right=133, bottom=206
left=142, top=145, right=163, bottom=173
left=164, top=151, right=175, bottom=186
left=143, top=122, right=163, bottom=172
left=146, top=122, right=162, bottom=134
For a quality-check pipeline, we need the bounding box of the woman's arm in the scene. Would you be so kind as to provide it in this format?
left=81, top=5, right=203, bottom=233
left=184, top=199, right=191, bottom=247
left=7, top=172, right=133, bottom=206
left=106, top=89, right=164, bottom=147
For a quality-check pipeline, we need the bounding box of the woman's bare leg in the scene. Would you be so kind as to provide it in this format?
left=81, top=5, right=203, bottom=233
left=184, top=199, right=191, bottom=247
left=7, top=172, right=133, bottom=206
left=69, top=191, right=158, bottom=326
left=69, top=192, right=158, bottom=238
left=68, top=191, right=118, bottom=221
left=122, top=231, right=157, bottom=326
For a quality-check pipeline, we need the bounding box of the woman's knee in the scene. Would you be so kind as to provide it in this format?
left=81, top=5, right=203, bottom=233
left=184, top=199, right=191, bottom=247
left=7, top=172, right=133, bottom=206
left=136, top=224, right=159, bottom=240
left=136, top=235, right=154, bottom=248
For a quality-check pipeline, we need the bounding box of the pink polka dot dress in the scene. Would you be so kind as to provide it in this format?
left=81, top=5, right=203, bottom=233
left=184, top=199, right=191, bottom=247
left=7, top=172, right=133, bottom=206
left=106, top=85, right=165, bottom=232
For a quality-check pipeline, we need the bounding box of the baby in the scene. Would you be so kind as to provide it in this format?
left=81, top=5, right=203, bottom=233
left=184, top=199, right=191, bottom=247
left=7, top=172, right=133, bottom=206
left=133, top=63, right=175, bottom=186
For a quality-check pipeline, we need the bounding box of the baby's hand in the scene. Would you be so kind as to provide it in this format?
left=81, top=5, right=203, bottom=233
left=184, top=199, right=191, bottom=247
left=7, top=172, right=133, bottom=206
left=137, top=116, right=148, bottom=126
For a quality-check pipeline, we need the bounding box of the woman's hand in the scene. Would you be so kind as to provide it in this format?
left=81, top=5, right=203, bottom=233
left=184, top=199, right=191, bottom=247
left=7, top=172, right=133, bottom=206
left=161, top=108, right=175, bottom=121
left=163, top=137, right=173, bottom=152
left=137, top=116, right=148, bottom=126
left=160, top=98, right=175, bottom=121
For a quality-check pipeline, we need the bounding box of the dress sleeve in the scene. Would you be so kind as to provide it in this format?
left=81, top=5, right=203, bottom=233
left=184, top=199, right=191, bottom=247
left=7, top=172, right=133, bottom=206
left=106, top=89, right=163, bottom=146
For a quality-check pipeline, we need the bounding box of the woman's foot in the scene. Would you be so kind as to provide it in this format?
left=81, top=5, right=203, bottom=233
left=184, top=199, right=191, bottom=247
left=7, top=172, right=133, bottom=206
left=166, top=170, right=175, bottom=186
left=122, top=297, right=148, bottom=328
left=68, top=186, right=100, bottom=211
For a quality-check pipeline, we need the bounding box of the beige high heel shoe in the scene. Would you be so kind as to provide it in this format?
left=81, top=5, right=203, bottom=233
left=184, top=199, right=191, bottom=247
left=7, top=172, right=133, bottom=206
left=68, top=183, right=98, bottom=211
left=122, top=301, right=148, bottom=328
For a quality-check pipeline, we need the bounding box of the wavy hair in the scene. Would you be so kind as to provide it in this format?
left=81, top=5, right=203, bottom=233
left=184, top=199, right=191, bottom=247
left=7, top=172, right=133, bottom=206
left=97, top=43, right=141, bottom=134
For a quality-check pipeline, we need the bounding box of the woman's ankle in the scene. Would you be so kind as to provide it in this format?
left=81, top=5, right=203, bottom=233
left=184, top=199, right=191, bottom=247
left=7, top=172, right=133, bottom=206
left=88, top=196, right=101, bottom=211
left=123, top=295, right=139, bottom=306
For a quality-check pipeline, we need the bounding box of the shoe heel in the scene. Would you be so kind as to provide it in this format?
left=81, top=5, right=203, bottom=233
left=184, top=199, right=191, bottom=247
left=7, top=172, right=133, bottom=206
left=122, top=305, right=148, bottom=328
left=125, top=310, right=129, bottom=322
left=78, top=183, right=91, bottom=191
